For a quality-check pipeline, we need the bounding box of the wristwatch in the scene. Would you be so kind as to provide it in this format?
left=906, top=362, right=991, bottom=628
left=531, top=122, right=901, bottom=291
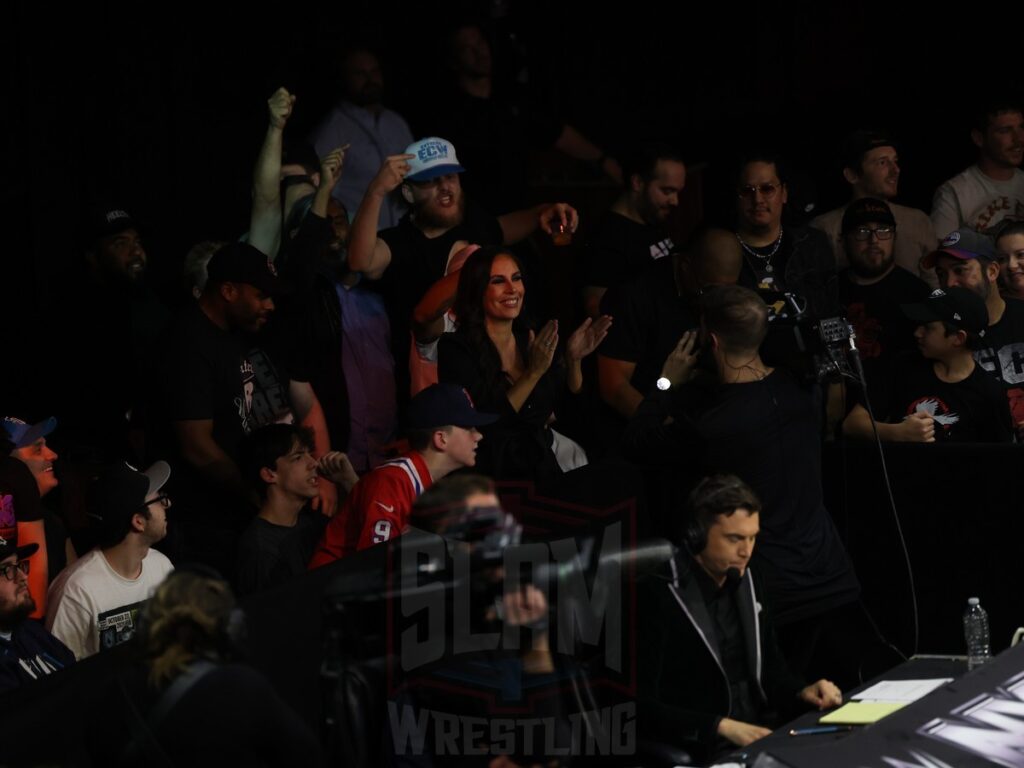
left=656, top=377, right=671, bottom=391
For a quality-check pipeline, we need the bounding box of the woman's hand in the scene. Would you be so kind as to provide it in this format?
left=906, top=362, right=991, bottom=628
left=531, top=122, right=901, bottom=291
left=526, top=320, right=559, bottom=377
left=565, top=315, right=612, bottom=362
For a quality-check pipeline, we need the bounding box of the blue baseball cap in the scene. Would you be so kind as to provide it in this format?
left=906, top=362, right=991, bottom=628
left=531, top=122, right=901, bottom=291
left=922, top=228, right=997, bottom=269
left=407, top=384, right=498, bottom=430
left=404, top=137, right=466, bottom=182
left=2, top=417, right=57, bottom=450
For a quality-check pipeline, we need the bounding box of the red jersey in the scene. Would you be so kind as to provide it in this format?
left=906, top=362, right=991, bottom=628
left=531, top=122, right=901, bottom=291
left=308, top=451, right=432, bottom=568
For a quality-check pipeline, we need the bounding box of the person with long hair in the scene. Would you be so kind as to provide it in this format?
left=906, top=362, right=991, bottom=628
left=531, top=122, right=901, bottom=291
left=438, top=246, right=611, bottom=484
left=108, top=569, right=324, bottom=767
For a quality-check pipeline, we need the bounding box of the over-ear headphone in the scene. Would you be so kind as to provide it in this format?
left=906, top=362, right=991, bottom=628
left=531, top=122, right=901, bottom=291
left=682, top=474, right=761, bottom=556
left=684, top=515, right=708, bottom=555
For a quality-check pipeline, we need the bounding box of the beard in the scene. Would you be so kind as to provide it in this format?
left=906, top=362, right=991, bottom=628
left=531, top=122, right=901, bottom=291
left=0, top=595, right=35, bottom=632
left=415, top=194, right=465, bottom=231
left=849, top=250, right=894, bottom=281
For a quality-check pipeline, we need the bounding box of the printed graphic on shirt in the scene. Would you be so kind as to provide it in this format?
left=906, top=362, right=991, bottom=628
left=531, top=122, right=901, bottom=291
left=907, top=397, right=959, bottom=431
left=649, top=237, right=675, bottom=261
left=845, top=303, right=882, bottom=359
left=17, top=653, right=66, bottom=682
left=97, top=600, right=145, bottom=652
left=973, top=199, right=1024, bottom=233
left=233, top=348, right=292, bottom=435
left=0, top=495, right=15, bottom=542
left=975, top=342, right=1024, bottom=428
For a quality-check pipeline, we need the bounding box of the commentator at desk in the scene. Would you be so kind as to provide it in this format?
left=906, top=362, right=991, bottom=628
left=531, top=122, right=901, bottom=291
left=637, top=475, right=842, bottom=763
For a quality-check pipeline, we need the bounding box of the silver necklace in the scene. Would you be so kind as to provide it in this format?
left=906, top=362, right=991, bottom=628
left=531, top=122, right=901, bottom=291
left=736, top=227, right=783, bottom=273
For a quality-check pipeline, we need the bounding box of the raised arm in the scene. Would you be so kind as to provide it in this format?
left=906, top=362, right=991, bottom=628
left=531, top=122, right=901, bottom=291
left=347, top=154, right=413, bottom=280
left=249, top=87, right=296, bottom=258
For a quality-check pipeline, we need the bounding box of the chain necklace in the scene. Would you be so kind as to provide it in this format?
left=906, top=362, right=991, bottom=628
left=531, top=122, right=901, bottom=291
left=736, top=227, right=783, bottom=274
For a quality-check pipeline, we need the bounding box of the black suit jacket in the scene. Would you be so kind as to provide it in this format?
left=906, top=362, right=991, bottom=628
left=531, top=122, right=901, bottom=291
left=636, top=550, right=805, bottom=759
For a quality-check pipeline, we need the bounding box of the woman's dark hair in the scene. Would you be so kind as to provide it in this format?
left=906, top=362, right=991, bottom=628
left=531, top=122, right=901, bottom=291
left=451, top=246, right=529, bottom=395
left=994, top=219, right=1024, bottom=246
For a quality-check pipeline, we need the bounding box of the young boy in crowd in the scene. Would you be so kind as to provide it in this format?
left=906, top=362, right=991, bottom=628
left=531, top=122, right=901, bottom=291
left=844, top=287, right=1013, bottom=443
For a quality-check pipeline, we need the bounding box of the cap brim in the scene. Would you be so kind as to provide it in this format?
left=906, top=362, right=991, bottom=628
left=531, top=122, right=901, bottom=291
left=921, top=248, right=984, bottom=270
left=406, top=164, right=465, bottom=182
left=16, top=543, right=39, bottom=560
left=145, top=461, right=171, bottom=496
left=459, top=411, right=500, bottom=428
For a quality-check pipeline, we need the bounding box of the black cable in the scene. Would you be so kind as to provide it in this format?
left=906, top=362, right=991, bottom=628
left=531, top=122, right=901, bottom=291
left=846, top=345, right=920, bottom=658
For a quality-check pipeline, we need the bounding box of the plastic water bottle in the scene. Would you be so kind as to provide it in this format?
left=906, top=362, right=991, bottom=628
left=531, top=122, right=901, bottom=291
left=963, top=597, right=991, bottom=671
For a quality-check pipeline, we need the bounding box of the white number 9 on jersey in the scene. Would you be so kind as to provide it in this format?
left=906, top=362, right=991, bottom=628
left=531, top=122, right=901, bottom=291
left=372, top=520, right=393, bottom=544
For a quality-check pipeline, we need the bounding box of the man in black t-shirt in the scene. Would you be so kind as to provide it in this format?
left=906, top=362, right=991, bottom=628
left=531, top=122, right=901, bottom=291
left=837, top=198, right=930, bottom=365
left=582, top=143, right=686, bottom=317
left=156, top=243, right=333, bottom=571
left=924, top=227, right=1024, bottom=435
left=236, top=424, right=357, bottom=595
left=624, top=286, right=863, bottom=684
left=843, top=286, right=1013, bottom=444
left=598, top=229, right=741, bottom=419
left=346, top=137, right=578, bottom=400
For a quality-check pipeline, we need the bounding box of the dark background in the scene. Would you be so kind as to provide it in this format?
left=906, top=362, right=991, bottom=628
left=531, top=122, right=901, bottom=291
left=9, top=1, right=1024, bottom=320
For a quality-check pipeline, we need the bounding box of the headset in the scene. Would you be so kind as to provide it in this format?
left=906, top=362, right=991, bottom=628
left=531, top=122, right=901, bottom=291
left=683, top=474, right=760, bottom=556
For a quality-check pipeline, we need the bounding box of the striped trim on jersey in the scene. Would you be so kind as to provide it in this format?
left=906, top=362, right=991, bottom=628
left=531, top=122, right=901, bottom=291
left=379, top=456, right=425, bottom=496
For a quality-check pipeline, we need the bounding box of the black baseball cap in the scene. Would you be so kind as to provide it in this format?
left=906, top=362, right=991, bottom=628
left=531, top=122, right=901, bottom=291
left=841, top=197, right=896, bottom=233
left=205, top=242, right=282, bottom=295
left=0, top=528, right=38, bottom=563
left=901, top=287, right=989, bottom=337
left=91, top=461, right=171, bottom=534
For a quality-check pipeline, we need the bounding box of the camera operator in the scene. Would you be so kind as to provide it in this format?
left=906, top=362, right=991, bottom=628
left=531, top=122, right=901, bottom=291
left=385, top=475, right=576, bottom=767
left=623, top=285, right=867, bottom=687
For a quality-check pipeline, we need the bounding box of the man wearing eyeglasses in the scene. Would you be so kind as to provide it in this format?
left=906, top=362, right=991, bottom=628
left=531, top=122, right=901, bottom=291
left=0, top=528, right=74, bottom=692
left=810, top=130, right=938, bottom=287
left=732, top=154, right=836, bottom=319
left=837, top=198, right=930, bottom=366
left=45, top=461, right=174, bottom=659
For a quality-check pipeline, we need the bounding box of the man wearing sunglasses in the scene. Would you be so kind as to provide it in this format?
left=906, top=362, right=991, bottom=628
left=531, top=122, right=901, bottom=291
left=0, top=528, right=74, bottom=692
left=837, top=198, right=930, bottom=366
left=45, top=461, right=174, bottom=659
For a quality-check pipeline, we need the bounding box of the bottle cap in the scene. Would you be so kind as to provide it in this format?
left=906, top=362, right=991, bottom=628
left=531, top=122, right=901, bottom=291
left=968, top=597, right=980, bottom=606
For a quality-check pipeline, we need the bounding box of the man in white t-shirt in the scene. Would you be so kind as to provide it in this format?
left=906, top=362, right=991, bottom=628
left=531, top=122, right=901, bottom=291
left=932, top=99, right=1024, bottom=237
left=45, top=461, right=174, bottom=659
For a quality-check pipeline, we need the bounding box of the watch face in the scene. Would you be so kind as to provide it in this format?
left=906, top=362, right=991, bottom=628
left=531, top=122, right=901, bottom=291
left=656, top=377, right=671, bottom=391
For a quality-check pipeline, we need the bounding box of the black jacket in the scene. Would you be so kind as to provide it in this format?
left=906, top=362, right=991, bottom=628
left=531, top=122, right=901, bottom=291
left=636, top=550, right=805, bottom=760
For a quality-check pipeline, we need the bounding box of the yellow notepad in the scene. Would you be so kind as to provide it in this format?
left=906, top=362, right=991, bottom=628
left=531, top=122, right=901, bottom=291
left=819, top=701, right=907, bottom=725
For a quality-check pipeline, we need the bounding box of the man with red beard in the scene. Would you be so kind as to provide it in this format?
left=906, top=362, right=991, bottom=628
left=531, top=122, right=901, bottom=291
left=347, top=137, right=578, bottom=403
